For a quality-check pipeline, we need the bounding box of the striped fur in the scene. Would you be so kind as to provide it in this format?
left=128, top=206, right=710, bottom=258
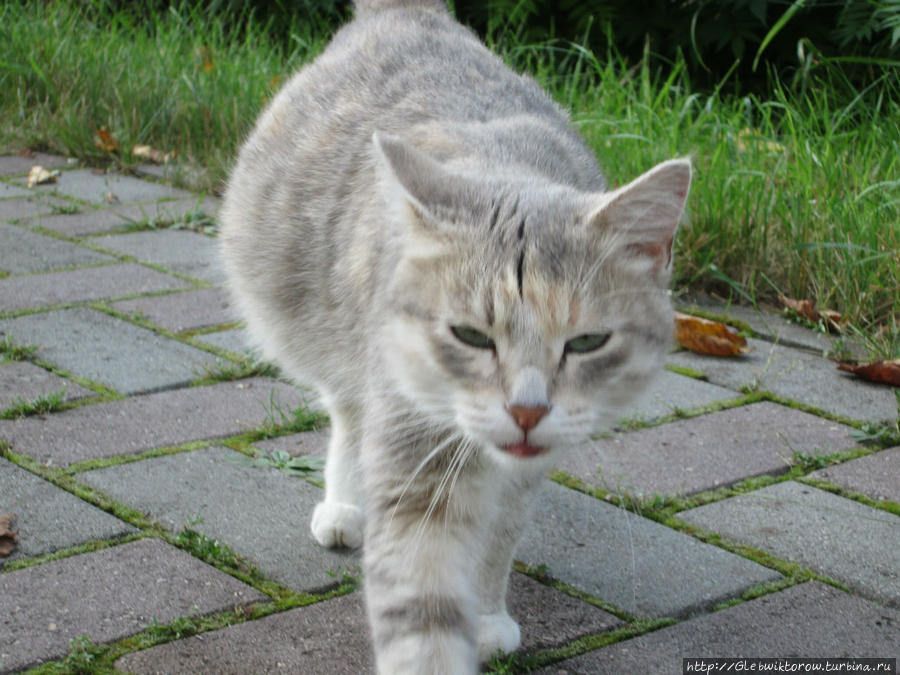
left=220, top=0, right=690, bottom=671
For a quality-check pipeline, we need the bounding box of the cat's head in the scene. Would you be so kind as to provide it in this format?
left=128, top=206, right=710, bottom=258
left=372, top=132, right=691, bottom=466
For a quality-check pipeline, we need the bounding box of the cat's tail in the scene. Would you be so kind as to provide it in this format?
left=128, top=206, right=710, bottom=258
left=354, top=0, right=447, bottom=13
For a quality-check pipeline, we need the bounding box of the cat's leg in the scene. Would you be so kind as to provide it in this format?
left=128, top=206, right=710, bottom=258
left=310, top=402, right=365, bottom=549
left=363, top=437, right=486, bottom=673
left=474, top=467, right=545, bottom=663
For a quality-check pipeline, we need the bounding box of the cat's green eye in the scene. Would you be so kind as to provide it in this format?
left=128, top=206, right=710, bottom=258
left=565, top=333, right=611, bottom=354
left=450, top=326, right=495, bottom=350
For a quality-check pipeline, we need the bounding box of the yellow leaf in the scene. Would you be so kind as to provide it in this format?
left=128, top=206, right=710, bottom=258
left=26, top=165, right=60, bottom=187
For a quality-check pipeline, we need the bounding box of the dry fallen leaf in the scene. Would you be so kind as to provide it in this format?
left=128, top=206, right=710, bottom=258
left=133, top=144, right=176, bottom=164
left=18, top=148, right=36, bottom=158
left=778, top=294, right=843, bottom=332
left=837, top=359, right=900, bottom=387
left=0, top=513, right=18, bottom=558
left=675, top=312, right=752, bottom=356
left=94, top=127, right=120, bottom=153
left=27, top=165, right=60, bottom=188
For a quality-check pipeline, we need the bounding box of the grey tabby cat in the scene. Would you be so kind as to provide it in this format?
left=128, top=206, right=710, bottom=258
left=220, top=0, right=690, bottom=671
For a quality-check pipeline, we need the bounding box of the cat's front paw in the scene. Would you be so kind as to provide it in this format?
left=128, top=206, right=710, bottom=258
left=311, top=501, right=364, bottom=549
left=476, top=611, right=521, bottom=663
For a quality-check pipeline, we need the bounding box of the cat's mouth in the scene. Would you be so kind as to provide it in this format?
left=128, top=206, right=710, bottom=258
left=501, top=441, right=546, bottom=458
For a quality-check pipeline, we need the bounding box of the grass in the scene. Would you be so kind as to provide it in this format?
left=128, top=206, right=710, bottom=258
left=0, top=389, right=65, bottom=419
left=1, top=2, right=897, bottom=357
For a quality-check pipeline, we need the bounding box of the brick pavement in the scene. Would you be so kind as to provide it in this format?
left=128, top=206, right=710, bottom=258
left=1, top=156, right=897, bottom=673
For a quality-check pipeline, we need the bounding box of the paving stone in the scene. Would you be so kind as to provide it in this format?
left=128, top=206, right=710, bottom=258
left=79, top=447, right=359, bottom=592
left=115, top=593, right=372, bottom=675
left=195, top=328, right=254, bottom=356
left=0, top=182, right=37, bottom=199
left=810, top=447, right=900, bottom=503
left=0, top=458, right=136, bottom=567
left=253, top=431, right=330, bottom=458
left=22, top=197, right=217, bottom=236
left=110, top=287, right=236, bottom=333
left=0, top=223, right=114, bottom=274
left=0, top=377, right=304, bottom=466
left=0, top=263, right=188, bottom=313
left=539, top=582, right=900, bottom=674
left=0, top=538, right=266, bottom=674
left=516, top=481, right=781, bottom=618
left=557, top=402, right=859, bottom=497
left=0, top=153, right=72, bottom=176
left=668, top=338, right=898, bottom=422
left=93, top=229, right=224, bottom=283
left=621, top=369, right=740, bottom=423
left=0, top=307, right=221, bottom=394
left=16, top=168, right=194, bottom=204
left=679, top=481, right=900, bottom=607
left=677, top=294, right=838, bottom=354
left=507, top=572, right=623, bottom=652
left=0, top=361, right=94, bottom=411
left=116, top=572, right=622, bottom=674
left=0, top=195, right=73, bottom=222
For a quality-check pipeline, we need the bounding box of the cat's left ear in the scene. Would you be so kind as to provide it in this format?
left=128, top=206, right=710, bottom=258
left=588, top=158, right=692, bottom=271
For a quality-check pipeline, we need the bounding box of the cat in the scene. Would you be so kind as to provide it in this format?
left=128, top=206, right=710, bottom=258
left=219, top=0, right=691, bottom=671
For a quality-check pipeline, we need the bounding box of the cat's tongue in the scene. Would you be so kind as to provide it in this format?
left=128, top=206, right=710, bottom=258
left=503, top=441, right=545, bottom=458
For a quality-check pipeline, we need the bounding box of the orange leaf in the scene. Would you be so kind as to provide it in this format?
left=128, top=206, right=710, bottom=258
left=778, top=294, right=818, bottom=322
left=94, top=128, right=120, bottom=153
left=837, top=359, right=900, bottom=387
left=675, top=312, right=751, bottom=356
left=0, top=513, right=18, bottom=558
left=200, top=45, right=214, bottom=73
left=778, top=295, right=843, bottom=333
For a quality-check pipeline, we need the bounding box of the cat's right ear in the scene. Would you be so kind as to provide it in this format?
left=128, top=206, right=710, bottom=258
left=372, top=132, right=470, bottom=229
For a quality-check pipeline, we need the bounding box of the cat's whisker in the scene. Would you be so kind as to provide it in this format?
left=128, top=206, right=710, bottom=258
left=388, top=431, right=461, bottom=529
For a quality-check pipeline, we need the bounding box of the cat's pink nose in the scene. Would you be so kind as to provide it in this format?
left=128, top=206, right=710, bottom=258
left=507, top=405, right=549, bottom=432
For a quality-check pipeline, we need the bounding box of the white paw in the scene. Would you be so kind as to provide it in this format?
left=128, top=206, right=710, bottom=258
left=311, top=501, right=364, bottom=549
left=476, top=611, right=521, bottom=663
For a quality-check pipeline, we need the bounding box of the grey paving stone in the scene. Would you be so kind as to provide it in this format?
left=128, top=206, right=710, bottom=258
left=810, top=447, right=900, bottom=503
left=0, top=377, right=304, bottom=466
left=253, top=431, right=330, bottom=458
left=622, top=369, right=740, bottom=423
left=677, top=294, right=838, bottom=354
left=16, top=168, right=194, bottom=204
left=0, top=263, right=188, bottom=313
left=0, top=538, right=266, bottom=674
left=110, top=287, right=237, bottom=333
left=679, top=481, right=900, bottom=607
left=0, top=182, right=36, bottom=199
left=668, top=339, right=898, bottom=422
left=116, top=574, right=621, bottom=675
left=0, top=223, right=114, bottom=274
left=115, top=593, right=372, bottom=675
left=195, top=328, right=253, bottom=356
left=79, top=447, right=359, bottom=592
left=93, top=229, right=224, bottom=283
left=0, top=307, right=221, bottom=394
left=0, top=361, right=94, bottom=411
left=0, top=195, right=73, bottom=222
left=507, top=572, right=623, bottom=652
left=557, top=402, right=859, bottom=497
left=540, top=582, right=900, bottom=674
left=22, top=197, right=216, bottom=236
left=0, top=458, right=136, bottom=567
left=0, top=153, right=72, bottom=176
left=516, top=481, right=781, bottom=618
